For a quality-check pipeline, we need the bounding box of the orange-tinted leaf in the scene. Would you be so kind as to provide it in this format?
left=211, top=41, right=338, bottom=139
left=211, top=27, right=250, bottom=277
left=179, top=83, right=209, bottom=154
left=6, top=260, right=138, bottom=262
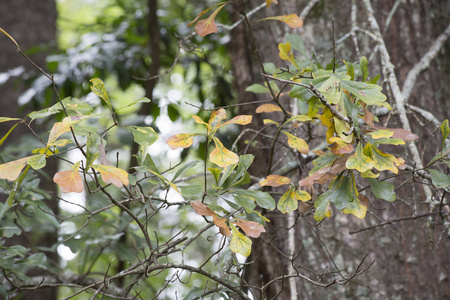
left=259, top=175, right=291, bottom=187
left=188, top=2, right=227, bottom=27
left=313, top=150, right=327, bottom=156
left=190, top=200, right=215, bottom=216
left=391, top=128, right=418, bottom=142
left=395, top=157, right=406, bottom=170
left=262, top=14, right=303, bottom=28
left=166, top=133, right=196, bottom=150
left=213, top=215, right=231, bottom=237
left=256, top=104, right=282, bottom=113
left=299, top=154, right=350, bottom=188
left=53, top=161, right=84, bottom=193
left=233, top=218, right=265, bottom=238
left=218, top=115, right=252, bottom=128
left=47, top=122, right=71, bottom=145
left=210, top=137, right=239, bottom=168
left=194, top=4, right=226, bottom=37
left=92, top=164, right=129, bottom=188
left=282, top=131, right=309, bottom=154
left=265, top=0, right=278, bottom=8
left=329, top=137, right=354, bottom=154
left=0, top=156, right=33, bottom=181
left=364, top=107, right=375, bottom=127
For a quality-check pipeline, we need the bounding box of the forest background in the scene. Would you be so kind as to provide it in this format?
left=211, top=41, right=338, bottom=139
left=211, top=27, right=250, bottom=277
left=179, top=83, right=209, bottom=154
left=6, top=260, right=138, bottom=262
left=0, top=0, right=449, bottom=299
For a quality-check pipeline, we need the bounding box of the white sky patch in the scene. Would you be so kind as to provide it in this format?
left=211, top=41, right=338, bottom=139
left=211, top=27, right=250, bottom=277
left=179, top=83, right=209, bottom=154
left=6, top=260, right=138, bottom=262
left=57, top=244, right=77, bottom=261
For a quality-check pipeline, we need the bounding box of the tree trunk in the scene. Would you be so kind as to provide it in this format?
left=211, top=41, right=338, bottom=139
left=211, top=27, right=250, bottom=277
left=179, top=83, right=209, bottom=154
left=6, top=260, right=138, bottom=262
left=0, top=1, right=58, bottom=299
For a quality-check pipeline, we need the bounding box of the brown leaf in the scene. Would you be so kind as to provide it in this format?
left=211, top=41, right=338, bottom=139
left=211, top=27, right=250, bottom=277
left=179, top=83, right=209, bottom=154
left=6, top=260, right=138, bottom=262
left=191, top=200, right=215, bottom=216
left=233, top=219, right=266, bottom=238
left=213, top=215, right=231, bottom=237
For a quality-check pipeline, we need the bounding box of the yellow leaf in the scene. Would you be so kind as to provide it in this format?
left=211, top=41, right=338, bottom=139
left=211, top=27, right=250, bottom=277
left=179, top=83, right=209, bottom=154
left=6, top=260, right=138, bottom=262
left=342, top=197, right=367, bottom=219
left=229, top=224, right=252, bottom=257
left=166, top=133, right=195, bottom=150
left=47, top=122, right=71, bottom=145
left=334, top=117, right=353, bottom=143
left=0, top=156, right=33, bottom=181
left=278, top=42, right=294, bottom=62
left=194, top=4, right=226, bottom=37
left=256, top=104, right=282, bottom=113
left=259, top=175, right=291, bottom=187
left=346, top=142, right=374, bottom=173
left=367, top=129, right=393, bottom=139
left=208, top=108, right=227, bottom=129
left=371, top=145, right=398, bottom=174
left=90, top=78, right=112, bottom=109
left=320, top=108, right=334, bottom=128
left=263, top=119, right=279, bottom=126
left=210, top=137, right=239, bottom=168
left=218, top=115, right=252, bottom=128
left=282, top=131, right=309, bottom=154
left=265, top=0, right=278, bottom=8
left=92, top=164, right=129, bottom=188
left=262, top=14, right=303, bottom=28
left=278, top=187, right=297, bottom=214
left=53, top=161, right=84, bottom=193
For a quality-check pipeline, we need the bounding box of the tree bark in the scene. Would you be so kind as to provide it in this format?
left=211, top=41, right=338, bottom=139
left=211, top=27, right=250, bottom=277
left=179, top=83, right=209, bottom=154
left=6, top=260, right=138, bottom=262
left=0, top=1, right=58, bottom=299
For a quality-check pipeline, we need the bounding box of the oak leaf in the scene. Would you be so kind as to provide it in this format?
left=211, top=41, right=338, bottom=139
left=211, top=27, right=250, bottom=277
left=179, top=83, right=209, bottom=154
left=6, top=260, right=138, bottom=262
left=53, top=161, right=84, bottom=193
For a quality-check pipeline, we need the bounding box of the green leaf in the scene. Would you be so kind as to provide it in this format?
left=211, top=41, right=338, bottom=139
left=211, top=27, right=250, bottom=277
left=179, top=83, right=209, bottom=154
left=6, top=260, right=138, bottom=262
left=27, top=154, right=46, bottom=170
left=318, top=75, right=342, bottom=104
left=366, top=178, right=396, bottom=201
left=231, top=189, right=276, bottom=210
left=22, top=253, right=46, bottom=266
left=0, top=122, right=20, bottom=147
left=360, top=56, right=369, bottom=82
left=314, top=188, right=333, bottom=222
left=341, top=80, right=387, bottom=105
left=173, top=161, right=199, bottom=182
left=233, top=192, right=256, bottom=213
left=0, top=117, right=21, bottom=123
left=86, top=133, right=101, bottom=170
left=115, top=97, right=151, bottom=113
left=208, top=168, right=222, bottom=184
left=346, top=142, right=374, bottom=173
left=429, top=169, right=450, bottom=188
left=179, top=185, right=203, bottom=199
left=310, top=152, right=338, bottom=175
left=229, top=224, right=252, bottom=257
left=440, top=119, right=449, bottom=151
left=372, top=138, right=405, bottom=146
left=285, top=33, right=309, bottom=60
left=330, top=174, right=358, bottom=210
left=246, top=84, right=269, bottom=94
left=128, top=126, right=159, bottom=146
left=344, top=60, right=355, bottom=81
left=427, top=146, right=450, bottom=166
left=90, top=78, right=112, bottom=110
